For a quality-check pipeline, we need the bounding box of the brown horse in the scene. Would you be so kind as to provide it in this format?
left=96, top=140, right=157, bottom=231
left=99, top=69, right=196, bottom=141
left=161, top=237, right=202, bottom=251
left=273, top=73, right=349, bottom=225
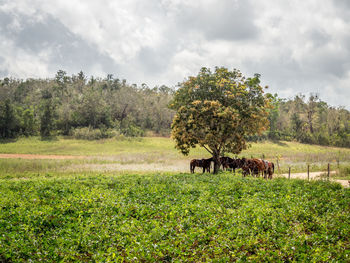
left=258, top=159, right=274, bottom=179
left=239, top=158, right=274, bottom=179
left=266, top=161, right=274, bottom=179
left=251, top=159, right=266, bottom=177
left=190, top=157, right=213, bottom=173
left=220, top=156, right=233, bottom=170
left=240, top=158, right=265, bottom=177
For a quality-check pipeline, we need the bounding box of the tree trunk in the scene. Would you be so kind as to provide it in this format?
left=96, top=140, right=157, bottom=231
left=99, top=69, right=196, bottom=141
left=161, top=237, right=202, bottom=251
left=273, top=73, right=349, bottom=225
left=213, top=154, right=221, bottom=174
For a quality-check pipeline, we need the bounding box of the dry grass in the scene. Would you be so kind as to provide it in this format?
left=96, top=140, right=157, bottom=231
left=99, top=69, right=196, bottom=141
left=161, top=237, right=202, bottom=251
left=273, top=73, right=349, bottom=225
left=0, top=137, right=349, bottom=175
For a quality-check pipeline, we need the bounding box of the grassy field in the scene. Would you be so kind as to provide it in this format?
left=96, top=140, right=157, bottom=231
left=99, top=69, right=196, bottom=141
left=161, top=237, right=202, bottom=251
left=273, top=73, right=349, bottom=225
left=1, top=136, right=350, bottom=159
left=1, top=172, right=349, bottom=262
left=1, top=136, right=350, bottom=176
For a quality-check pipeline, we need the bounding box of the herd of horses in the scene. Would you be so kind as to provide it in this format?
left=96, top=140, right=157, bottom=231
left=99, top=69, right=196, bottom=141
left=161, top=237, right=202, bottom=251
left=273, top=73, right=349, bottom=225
left=190, top=157, right=275, bottom=179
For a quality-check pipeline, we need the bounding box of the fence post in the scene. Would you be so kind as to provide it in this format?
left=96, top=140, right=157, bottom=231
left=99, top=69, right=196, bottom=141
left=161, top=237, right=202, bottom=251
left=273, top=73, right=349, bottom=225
left=307, top=165, right=310, bottom=181
left=337, top=151, right=340, bottom=168
left=328, top=163, right=330, bottom=180
left=288, top=167, right=291, bottom=179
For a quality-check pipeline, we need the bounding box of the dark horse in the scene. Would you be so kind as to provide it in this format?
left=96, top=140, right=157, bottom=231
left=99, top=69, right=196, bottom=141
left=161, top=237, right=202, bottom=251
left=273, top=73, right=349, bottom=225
left=220, top=157, right=244, bottom=173
left=220, top=156, right=233, bottom=170
left=190, top=157, right=213, bottom=173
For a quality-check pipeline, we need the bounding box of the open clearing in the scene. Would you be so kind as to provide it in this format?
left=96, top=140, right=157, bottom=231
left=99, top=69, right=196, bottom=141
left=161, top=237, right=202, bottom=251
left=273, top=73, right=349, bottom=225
left=0, top=152, right=349, bottom=187
left=1, top=137, right=350, bottom=184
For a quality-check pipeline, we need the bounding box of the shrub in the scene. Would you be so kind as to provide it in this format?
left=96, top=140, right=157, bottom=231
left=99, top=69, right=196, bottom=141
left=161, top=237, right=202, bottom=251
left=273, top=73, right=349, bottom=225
left=121, top=123, right=144, bottom=137
left=72, top=127, right=118, bottom=140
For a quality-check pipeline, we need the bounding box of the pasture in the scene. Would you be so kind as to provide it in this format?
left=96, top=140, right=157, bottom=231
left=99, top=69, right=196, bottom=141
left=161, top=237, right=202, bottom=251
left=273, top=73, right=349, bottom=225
left=1, top=136, right=350, bottom=176
left=0, top=137, right=349, bottom=261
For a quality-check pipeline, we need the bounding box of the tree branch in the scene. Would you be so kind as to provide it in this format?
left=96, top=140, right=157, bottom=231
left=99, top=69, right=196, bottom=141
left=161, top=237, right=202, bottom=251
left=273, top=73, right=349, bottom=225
left=203, top=145, right=213, bottom=155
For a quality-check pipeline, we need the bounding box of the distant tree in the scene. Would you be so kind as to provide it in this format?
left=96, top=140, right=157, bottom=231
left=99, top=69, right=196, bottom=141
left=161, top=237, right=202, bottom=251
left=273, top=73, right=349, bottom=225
left=306, top=94, right=319, bottom=134
left=40, top=90, right=55, bottom=138
left=77, top=71, right=86, bottom=81
left=0, top=99, right=18, bottom=138
left=170, top=67, right=271, bottom=173
left=22, top=107, right=36, bottom=136
left=291, top=112, right=303, bottom=135
left=267, top=93, right=281, bottom=140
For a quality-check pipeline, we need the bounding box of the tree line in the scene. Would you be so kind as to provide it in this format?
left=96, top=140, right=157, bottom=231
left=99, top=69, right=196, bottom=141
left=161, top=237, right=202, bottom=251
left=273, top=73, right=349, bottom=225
left=264, top=93, right=350, bottom=147
left=0, top=70, right=174, bottom=139
left=0, top=70, right=349, bottom=148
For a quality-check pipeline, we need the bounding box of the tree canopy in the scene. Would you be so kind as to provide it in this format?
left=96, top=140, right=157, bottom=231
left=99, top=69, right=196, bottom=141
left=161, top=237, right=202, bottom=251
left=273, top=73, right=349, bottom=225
left=169, top=67, right=271, bottom=173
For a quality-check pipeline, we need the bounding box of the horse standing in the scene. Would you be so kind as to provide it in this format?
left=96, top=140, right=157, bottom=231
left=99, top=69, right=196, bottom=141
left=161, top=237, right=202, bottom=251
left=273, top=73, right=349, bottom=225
left=190, top=157, right=213, bottom=173
left=266, top=161, right=274, bottom=179
left=220, top=156, right=233, bottom=170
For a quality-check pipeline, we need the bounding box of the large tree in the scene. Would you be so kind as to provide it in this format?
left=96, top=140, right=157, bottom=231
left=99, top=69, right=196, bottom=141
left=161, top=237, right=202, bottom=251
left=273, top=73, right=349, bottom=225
left=169, top=67, right=271, bottom=173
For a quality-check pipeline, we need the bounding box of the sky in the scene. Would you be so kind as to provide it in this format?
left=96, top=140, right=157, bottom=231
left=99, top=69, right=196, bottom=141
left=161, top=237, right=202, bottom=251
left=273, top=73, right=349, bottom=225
left=0, top=0, right=349, bottom=108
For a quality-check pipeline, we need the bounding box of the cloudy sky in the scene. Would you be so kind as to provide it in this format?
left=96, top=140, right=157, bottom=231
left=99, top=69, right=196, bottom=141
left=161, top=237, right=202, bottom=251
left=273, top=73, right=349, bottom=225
left=0, top=0, right=349, bottom=108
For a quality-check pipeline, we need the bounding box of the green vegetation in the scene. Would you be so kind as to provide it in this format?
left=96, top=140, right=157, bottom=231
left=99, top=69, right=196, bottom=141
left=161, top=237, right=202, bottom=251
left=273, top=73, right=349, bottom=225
left=170, top=67, right=270, bottom=173
left=0, top=173, right=349, bottom=262
left=1, top=71, right=349, bottom=148
left=264, top=93, right=350, bottom=147
left=332, top=164, right=350, bottom=180
left=0, top=72, right=174, bottom=139
left=1, top=67, right=349, bottom=262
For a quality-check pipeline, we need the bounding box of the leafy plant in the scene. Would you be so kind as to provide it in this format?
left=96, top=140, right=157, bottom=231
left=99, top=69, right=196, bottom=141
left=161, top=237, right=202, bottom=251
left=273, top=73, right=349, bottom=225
left=0, top=173, right=349, bottom=262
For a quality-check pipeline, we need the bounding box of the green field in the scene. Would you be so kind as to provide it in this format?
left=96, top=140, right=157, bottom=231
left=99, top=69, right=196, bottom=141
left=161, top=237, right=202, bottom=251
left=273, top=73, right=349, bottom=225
left=1, top=136, right=350, bottom=160
left=1, top=137, right=349, bottom=262
left=1, top=173, right=349, bottom=262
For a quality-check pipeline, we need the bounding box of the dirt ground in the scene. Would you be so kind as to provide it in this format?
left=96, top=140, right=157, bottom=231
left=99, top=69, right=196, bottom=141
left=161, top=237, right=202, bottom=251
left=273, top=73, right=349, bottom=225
left=280, top=171, right=349, bottom=188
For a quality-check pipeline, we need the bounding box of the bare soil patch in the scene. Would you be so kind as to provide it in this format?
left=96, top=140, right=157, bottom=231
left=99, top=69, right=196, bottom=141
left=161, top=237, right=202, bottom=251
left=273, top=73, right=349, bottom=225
left=280, top=171, right=349, bottom=188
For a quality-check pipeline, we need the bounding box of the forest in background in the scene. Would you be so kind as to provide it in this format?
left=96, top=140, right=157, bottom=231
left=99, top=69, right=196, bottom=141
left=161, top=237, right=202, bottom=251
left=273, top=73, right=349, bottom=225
left=0, top=70, right=349, bottom=147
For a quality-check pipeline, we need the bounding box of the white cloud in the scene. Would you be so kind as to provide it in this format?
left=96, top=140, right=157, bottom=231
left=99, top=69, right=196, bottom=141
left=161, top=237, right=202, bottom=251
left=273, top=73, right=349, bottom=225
left=0, top=35, right=51, bottom=78
left=0, top=0, right=349, bottom=108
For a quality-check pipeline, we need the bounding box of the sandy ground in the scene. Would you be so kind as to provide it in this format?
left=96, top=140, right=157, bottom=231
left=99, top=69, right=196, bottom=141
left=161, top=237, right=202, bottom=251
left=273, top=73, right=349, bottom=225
left=1, top=153, right=349, bottom=187
left=280, top=171, right=349, bottom=188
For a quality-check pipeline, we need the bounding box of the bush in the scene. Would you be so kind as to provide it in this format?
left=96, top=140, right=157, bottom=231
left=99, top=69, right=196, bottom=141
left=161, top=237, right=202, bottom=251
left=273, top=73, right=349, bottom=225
left=72, top=127, right=118, bottom=140
left=121, top=123, right=144, bottom=137
left=337, top=165, right=350, bottom=179
left=317, top=132, right=330, bottom=146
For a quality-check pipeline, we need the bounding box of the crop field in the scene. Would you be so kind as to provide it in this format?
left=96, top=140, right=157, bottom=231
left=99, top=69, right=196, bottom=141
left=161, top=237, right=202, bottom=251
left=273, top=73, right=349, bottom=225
left=1, top=173, right=349, bottom=262
left=1, top=137, right=349, bottom=262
